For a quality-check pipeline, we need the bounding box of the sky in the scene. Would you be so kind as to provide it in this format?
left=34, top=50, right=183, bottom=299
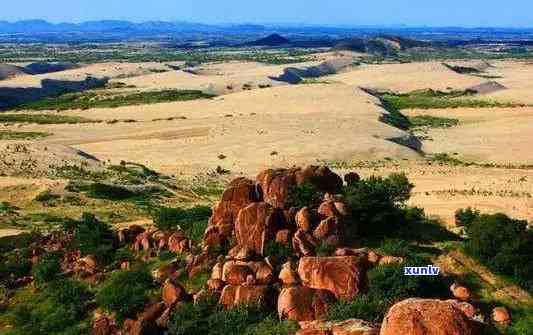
left=1, top=0, right=531, bottom=27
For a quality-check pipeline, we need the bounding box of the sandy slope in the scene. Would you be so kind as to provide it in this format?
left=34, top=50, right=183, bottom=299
left=328, top=61, right=486, bottom=92
left=405, top=107, right=533, bottom=163
left=11, top=84, right=419, bottom=174
left=0, top=62, right=176, bottom=88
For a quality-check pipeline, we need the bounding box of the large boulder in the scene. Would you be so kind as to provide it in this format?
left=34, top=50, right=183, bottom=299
left=219, top=284, right=271, bottom=308
left=256, top=166, right=343, bottom=209
left=222, top=261, right=254, bottom=285
left=162, top=279, right=190, bottom=307
left=278, top=286, right=336, bottom=321
left=204, top=177, right=259, bottom=246
left=298, top=256, right=367, bottom=299
left=234, top=202, right=284, bottom=255
left=380, top=298, right=477, bottom=335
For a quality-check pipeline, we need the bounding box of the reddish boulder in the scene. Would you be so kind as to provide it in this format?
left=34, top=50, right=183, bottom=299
left=234, top=202, right=283, bottom=255
left=118, top=224, right=145, bottom=244
left=450, top=283, right=471, bottom=301
left=492, top=307, right=511, bottom=324
left=162, top=279, right=189, bottom=307
left=380, top=298, right=477, bottom=335
left=219, top=284, right=271, bottom=308
left=318, top=201, right=340, bottom=219
left=168, top=231, right=190, bottom=254
left=298, top=256, right=367, bottom=299
left=279, top=261, right=300, bottom=286
left=247, top=261, right=274, bottom=285
left=278, top=286, right=336, bottom=321
left=206, top=278, right=225, bottom=291
left=92, top=316, right=119, bottom=335
left=296, top=207, right=314, bottom=232
left=256, top=168, right=298, bottom=209
left=313, top=216, right=339, bottom=240
left=222, top=262, right=254, bottom=285
left=207, top=177, right=258, bottom=232
left=446, top=300, right=477, bottom=318
left=293, top=229, right=318, bottom=256
left=276, top=229, right=292, bottom=246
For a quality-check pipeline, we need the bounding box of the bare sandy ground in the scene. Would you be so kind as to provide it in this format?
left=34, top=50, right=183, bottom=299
left=7, top=84, right=418, bottom=174
left=3, top=59, right=533, bottom=225
left=0, top=62, right=177, bottom=88
left=327, top=61, right=486, bottom=93
left=405, top=107, right=533, bottom=163
left=340, top=162, right=533, bottom=225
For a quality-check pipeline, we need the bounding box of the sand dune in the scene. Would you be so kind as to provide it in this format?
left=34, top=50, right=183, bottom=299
left=11, top=84, right=419, bottom=174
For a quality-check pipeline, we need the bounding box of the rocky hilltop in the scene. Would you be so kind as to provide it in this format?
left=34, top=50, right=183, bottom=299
left=1, top=166, right=514, bottom=335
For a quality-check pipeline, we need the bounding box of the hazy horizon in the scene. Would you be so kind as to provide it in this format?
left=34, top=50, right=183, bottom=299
left=1, top=0, right=532, bottom=28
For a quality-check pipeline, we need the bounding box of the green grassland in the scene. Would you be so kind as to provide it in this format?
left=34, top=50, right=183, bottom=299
left=14, top=89, right=214, bottom=111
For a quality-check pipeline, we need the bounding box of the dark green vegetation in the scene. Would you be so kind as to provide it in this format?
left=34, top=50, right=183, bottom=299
left=6, top=279, right=93, bottom=335
left=96, top=266, right=156, bottom=322
left=168, top=297, right=297, bottom=335
left=0, top=113, right=96, bottom=124
left=456, top=209, right=533, bottom=292
left=285, top=182, right=324, bottom=208
left=0, top=131, right=52, bottom=140
left=408, top=115, right=459, bottom=129
left=65, top=213, right=116, bottom=263
left=15, top=89, right=214, bottom=111
left=381, top=89, right=522, bottom=111
left=152, top=206, right=212, bottom=242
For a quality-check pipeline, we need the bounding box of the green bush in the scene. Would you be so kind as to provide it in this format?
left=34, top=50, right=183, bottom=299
left=465, top=213, right=533, bottom=291
left=244, top=317, right=298, bottom=335
left=32, top=252, right=62, bottom=284
left=378, top=238, right=410, bottom=257
left=286, top=183, right=324, bottom=208
left=169, top=301, right=272, bottom=335
left=153, top=206, right=212, bottom=242
left=327, top=294, right=386, bottom=323
left=455, top=207, right=480, bottom=227
left=7, top=279, right=91, bottom=335
left=95, top=266, right=155, bottom=321
left=342, top=173, right=413, bottom=238
left=66, top=213, right=115, bottom=263
left=264, top=240, right=292, bottom=262
left=86, top=183, right=136, bottom=200
left=168, top=296, right=218, bottom=335
left=0, top=250, right=32, bottom=280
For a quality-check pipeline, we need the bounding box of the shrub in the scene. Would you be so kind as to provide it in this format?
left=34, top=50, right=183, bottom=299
left=264, top=240, right=292, bottom=262
left=153, top=206, right=212, bottom=242
left=0, top=250, right=32, bottom=280
left=86, top=183, right=136, bottom=200
left=168, top=296, right=218, bottom=335
left=342, top=173, right=413, bottom=238
left=327, top=294, right=386, bottom=323
left=378, top=238, right=410, bottom=257
left=8, top=279, right=91, bottom=335
left=465, top=213, right=533, bottom=291
left=244, top=317, right=298, bottom=335
left=207, top=304, right=269, bottom=335
left=32, top=252, right=62, bottom=284
left=66, top=213, right=115, bottom=263
left=96, top=266, right=155, bottom=321
left=286, top=182, right=324, bottom=208
left=455, top=207, right=480, bottom=227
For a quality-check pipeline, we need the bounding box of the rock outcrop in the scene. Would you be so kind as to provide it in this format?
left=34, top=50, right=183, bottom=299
left=380, top=298, right=477, bottom=335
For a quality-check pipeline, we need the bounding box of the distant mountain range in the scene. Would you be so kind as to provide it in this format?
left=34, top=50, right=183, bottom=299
left=2, top=20, right=533, bottom=35
left=0, top=20, right=268, bottom=33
